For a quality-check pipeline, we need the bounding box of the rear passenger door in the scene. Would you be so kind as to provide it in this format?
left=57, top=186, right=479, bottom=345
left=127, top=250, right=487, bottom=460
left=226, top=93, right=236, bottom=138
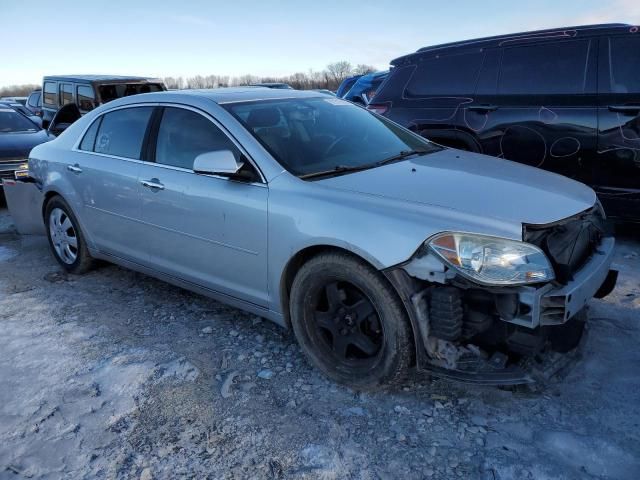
left=74, top=105, right=154, bottom=261
left=596, top=34, right=640, bottom=219
left=466, top=38, right=598, bottom=185
left=137, top=106, right=269, bottom=306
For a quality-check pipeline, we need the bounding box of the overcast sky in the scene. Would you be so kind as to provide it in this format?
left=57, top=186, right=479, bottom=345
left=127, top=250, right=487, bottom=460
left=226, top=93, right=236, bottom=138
left=1, top=0, right=638, bottom=87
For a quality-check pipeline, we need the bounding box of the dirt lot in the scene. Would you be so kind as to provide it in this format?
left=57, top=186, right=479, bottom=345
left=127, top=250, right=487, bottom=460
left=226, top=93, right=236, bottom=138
left=1, top=203, right=639, bottom=480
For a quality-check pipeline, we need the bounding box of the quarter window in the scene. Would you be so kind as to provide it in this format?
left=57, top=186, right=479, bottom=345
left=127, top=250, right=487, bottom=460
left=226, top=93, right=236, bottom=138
left=77, top=85, right=96, bottom=112
left=43, top=82, right=56, bottom=106
left=607, top=36, right=640, bottom=93
left=79, top=117, right=102, bottom=151
left=499, top=40, right=590, bottom=95
left=28, top=91, right=41, bottom=107
left=155, top=107, right=239, bottom=170
left=94, top=107, right=154, bottom=159
left=405, top=51, right=484, bottom=96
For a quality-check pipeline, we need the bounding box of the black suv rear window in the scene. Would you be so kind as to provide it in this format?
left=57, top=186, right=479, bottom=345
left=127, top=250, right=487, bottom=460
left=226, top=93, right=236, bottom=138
left=405, top=51, right=484, bottom=97
left=607, top=36, right=640, bottom=93
left=499, top=40, right=590, bottom=95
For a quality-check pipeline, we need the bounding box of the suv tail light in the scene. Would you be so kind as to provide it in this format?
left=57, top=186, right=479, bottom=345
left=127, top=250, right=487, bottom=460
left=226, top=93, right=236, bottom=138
left=367, top=102, right=391, bottom=116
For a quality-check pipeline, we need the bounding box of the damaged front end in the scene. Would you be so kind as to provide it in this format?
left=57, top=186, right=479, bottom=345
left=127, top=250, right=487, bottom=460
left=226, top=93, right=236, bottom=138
left=385, top=206, right=618, bottom=385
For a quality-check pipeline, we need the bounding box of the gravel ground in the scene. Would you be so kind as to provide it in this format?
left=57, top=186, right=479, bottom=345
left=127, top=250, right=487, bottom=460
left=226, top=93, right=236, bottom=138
left=1, top=204, right=639, bottom=480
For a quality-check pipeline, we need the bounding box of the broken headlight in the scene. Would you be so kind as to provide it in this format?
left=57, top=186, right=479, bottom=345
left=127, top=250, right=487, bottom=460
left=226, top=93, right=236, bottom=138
left=428, top=232, right=554, bottom=285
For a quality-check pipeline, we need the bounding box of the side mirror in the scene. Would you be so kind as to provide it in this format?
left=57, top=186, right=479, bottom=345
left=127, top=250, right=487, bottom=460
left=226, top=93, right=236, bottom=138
left=48, top=103, right=81, bottom=137
left=193, top=150, right=244, bottom=176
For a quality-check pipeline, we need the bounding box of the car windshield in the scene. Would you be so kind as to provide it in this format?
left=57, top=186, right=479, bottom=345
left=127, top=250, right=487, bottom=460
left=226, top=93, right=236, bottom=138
left=0, top=108, right=39, bottom=133
left=225, top=97, right=440, bottom=177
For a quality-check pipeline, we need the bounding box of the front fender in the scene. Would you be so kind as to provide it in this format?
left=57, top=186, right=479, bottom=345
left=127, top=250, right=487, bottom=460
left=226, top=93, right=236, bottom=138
left=266, top=174, right=521, bottom=314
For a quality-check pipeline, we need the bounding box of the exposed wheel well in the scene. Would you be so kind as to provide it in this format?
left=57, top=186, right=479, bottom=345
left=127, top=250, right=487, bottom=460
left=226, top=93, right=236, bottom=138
left=280, top=245, right=398, bottom=328
left=42, top=191, right=61, bottom=219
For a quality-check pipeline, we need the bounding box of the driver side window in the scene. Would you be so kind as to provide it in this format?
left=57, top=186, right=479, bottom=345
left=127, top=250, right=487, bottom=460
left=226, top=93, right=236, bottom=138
left=155, top=107, right=240, bottom=170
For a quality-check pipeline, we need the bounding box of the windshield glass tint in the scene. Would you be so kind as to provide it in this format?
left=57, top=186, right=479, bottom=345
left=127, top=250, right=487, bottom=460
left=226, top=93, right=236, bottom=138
left=225, top=97, right=437, bottom=176
left=0, top=108, right=39, bottom=133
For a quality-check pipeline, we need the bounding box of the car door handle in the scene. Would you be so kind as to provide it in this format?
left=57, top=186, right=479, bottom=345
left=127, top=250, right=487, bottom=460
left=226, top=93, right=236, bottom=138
left=608, top=105, right=640, bottom=115
left=140, top=179, right=165, bottom=190
left=468, top=104, right=499, bottom=112
left=66, top=164, right=82, bottom=174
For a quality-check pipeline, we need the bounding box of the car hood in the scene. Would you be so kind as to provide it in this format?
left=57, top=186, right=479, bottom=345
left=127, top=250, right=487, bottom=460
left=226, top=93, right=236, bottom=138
left=316, top=149, right=596, bottom=226
left=0, top=130, right=52, bottom=160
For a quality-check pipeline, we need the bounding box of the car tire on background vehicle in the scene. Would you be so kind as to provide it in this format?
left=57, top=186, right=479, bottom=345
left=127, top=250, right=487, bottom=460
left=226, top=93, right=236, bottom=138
left=290, top=251, right=414, bottom=389
left=45, top=196, right=95, bottom=274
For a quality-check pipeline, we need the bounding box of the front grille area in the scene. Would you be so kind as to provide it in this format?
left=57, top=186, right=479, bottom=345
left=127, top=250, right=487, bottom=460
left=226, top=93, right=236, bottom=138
left=523, top=207, right=608, bottom=284
left=0, top=161, right=25, bottom=181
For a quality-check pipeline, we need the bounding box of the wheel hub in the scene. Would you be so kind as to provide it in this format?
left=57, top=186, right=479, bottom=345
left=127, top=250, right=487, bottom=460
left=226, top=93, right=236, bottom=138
left=312, top=281, right=383, bottom=360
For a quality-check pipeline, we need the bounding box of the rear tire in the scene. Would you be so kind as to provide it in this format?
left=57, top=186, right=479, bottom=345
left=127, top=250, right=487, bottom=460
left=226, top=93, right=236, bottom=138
left=290, top=252, right=414, bottom=389
left=45, top=196, right=95, bottom=274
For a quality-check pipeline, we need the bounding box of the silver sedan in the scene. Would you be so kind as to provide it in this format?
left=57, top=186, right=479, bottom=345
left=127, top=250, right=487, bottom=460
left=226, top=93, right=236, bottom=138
left=29, top=88, right=616, bottom=389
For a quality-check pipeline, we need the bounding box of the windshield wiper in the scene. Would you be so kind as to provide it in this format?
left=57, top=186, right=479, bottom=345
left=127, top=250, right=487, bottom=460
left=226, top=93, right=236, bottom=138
left=299, top=164, right=375, bottom=180
left=375, top=149, right=427, bottom=167
left=299, top=149, right=431, bottom=180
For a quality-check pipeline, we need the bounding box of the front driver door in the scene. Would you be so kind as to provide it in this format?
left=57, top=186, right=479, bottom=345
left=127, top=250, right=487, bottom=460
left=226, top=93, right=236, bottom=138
left=596, top=34, right=640, bottom=220
left=138, top=106, right=269, bottom=307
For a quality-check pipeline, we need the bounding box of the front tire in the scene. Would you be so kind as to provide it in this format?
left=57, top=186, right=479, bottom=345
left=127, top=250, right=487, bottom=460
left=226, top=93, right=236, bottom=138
left=45, top=196, right=94, bottom=274
left=290, top=252, right=414, bottom=389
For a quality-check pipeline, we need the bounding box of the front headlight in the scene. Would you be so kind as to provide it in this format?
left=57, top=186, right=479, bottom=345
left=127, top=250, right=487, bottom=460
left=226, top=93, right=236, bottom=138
left=428, top=232, right=554, bottom=285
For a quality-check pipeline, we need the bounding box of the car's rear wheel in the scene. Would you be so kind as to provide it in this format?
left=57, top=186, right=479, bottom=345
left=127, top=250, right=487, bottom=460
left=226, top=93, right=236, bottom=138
left=45, top=196, right=94, bottom=274
left=290, top=252, right=414, bottom=389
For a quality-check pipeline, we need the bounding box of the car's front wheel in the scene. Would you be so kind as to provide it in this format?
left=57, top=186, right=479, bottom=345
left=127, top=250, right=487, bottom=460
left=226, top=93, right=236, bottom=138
left=45, top=196, right=94, bottom=274
left=290, top=252, right=414, bottom=389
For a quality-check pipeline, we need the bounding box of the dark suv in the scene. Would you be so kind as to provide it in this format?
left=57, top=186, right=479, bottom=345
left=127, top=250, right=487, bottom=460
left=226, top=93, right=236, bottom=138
left=369, top=23, right=640, bottom=221
left=41, top=75, right=166, bottom=128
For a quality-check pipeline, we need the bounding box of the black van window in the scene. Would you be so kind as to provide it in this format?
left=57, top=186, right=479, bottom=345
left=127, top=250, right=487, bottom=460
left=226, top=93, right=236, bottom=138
left=405, top=51, right=484, bottom=96
left=60, top=84, right=73, bottom=106
left=608, top=36, right=640, bottom=93
left=43, top=82, right=56, bottom=106
left=499, top=40, right=590, bottom=95
left=77, top=85, right=96, bottom=112
left=94, top=107, right=153, bottom=159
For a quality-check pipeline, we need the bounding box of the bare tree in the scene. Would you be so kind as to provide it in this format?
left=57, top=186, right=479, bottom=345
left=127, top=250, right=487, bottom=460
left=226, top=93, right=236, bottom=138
left=0, top=84, right=40, bottom=97
left=353, top=64, right=377, bottom=75
left=326, top=61, right=353, bottom=87
left=3, top=59, right=381, bottom=97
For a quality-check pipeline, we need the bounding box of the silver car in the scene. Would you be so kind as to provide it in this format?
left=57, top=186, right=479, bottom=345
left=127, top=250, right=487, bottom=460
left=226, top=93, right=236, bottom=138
left=29, top=88, right=617, bottom=389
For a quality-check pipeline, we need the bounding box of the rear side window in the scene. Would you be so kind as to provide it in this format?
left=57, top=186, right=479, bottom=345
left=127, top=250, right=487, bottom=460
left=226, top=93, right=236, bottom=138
left=28, top=91, right=41, bottom=107
left=77, top=85, right=96, bottom=112
left=93, top=107, right=153, bottom=159
left=155, top=107, right=239, bottom=169
left=499, top=40, right=590, bottom=94
left=607, top=36, right=640, bottom=93
left=43, top=82, right=56, bottom=106
left=405, top=51, right=484, bottom=96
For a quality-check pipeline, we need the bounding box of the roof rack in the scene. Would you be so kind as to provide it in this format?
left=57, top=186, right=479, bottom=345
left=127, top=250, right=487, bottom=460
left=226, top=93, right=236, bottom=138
left=415, top=23, right=631, bottom=53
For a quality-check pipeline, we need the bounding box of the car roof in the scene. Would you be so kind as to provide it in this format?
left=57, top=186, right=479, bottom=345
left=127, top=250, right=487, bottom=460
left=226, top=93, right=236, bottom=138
left=151, top=87, right=325, bottom=104
left=43, top=75, right=163, bottom=83
left=392, top=23, right=634, bottom=63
